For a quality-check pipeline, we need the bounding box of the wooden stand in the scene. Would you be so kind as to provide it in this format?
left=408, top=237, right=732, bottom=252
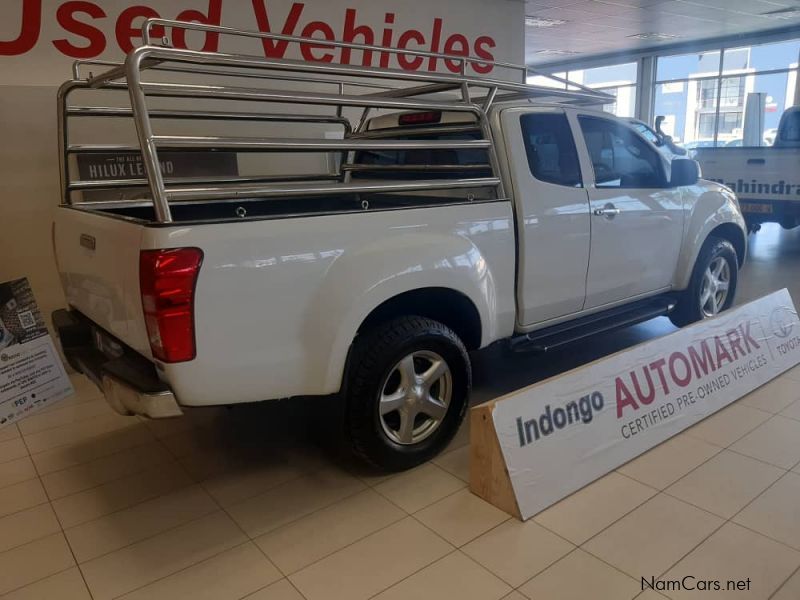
left=468, top=400, right=522, bottom=520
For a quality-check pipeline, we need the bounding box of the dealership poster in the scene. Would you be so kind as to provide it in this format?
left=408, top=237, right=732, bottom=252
left=0, top=279, right=73, bottom=429
left=492, top=289, right=800, bottom=520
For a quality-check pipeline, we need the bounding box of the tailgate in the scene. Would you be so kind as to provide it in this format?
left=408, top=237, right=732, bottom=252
left=53, top=207, right=152, bottom=357
left=696, top=147, right=800, bottom=202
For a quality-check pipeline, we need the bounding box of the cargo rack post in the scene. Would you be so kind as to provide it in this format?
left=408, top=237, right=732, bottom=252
left=58, top=18, right=613, bottom=224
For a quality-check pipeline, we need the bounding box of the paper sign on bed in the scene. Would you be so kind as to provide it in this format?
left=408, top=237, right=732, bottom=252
left=470, top=289, right=800, bottom=520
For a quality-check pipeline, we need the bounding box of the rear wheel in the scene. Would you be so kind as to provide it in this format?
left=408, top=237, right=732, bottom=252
left=670, top=236, right=738, bottom=327
left=345, top=316, right=470, bottom=471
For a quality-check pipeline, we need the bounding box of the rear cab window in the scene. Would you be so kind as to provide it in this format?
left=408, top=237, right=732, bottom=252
left=519, top=113, right=583, bottom=188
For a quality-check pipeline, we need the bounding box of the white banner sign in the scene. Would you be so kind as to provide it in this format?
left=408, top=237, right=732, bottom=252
left=493, top=289, right=800, bottom=520
left=0, top=1, right=523, bottom=85
left=0, top=278, right=74, bottom=429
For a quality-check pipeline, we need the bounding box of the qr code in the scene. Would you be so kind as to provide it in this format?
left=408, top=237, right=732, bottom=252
left=17, top=311, right=36, bottom=329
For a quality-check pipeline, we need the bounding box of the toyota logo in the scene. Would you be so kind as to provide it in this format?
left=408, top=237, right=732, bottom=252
left=770, top=307, right=795, bottom=339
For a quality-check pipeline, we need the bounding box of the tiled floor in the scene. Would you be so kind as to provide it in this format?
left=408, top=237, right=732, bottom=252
left=0, top=364, right=798, bottom=600
left=2, top=224, right=800, bottom=599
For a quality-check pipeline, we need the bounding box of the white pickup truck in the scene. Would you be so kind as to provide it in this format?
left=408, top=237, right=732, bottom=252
left=694, top=106, right=800, bottom=232
left=52, top=22, right=746, bottom=470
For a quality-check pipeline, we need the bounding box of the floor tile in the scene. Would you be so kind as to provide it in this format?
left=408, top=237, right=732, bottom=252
left=0, top=504, right=61, bottom=554
left=65, top=484, right=217, bottom=562
left=255, top=488, right=404, bottom=574
left=0, top=479, right=48, bottom=519
left=617, top=434, right=721, bottom=489
left=772, top=567, right=800, bottom=600
left=433, top=445, right=470, bottom=482
left=416, top=488, right=510, bottom=547
left=52, top=460, right=193, bottom=528
left=0, top=457, right=37, bottom=489
left=780, top=398, right=800, bottom=422
left=685, top=403, right=772, bottom=447
left=740, top=377, right=799, bottom=414
left=0, top=534, right=75, bottom=595
left=228, top=468, right=366, bottom=537
left=2, top=567, right=90, bottom=600
left=40, top=442, right=173, bottom=499
left=535, top=472, right=657, bottom=545
left=374, top=463, right=465, bottom=512
left=519, top=549, right=640, bottom=600
left=462, top=518, right=574, bottom=587
left=23, top=413, right=138, bottom=454
left=31, top=424, right=153, bottom=475
left=665, top=449, right=784, bottom=518
left=662, top=522, right=800, bottom=599
left=730, top=416, right=800, bottom=469
left=583, top=494, right=724, bottom=578
left=0, top=438, right=29, bottom=465
left=117, top=542, right=281, bottom=600
left=372, top=551, right=511, bottom=600
left=202, top=457, right=305, bottom=507
left=17, top=399, right=114, bottom=436
left=244, top=579, right=305, bottom=600
left=734, top=472, right=800, bottom=550
left=80, top=511, right=247, bottom=600
left=289, top=517, right=452, bottom=600
left=0, top=424, right=21, bottom=443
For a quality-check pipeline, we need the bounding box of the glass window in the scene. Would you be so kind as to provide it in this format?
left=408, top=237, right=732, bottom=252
left=568, top=62, right=637, bottom=87
left=527, top=72, right=567, bottom=89
left=727, top=39, right=800, bottom=73
left=578, top=116, right=666, bottom=189
left=351, top=131, right=490, bottom=180
left=657, top=50, right=720, bottom=81
left=520, top=113, right=582, bottom=188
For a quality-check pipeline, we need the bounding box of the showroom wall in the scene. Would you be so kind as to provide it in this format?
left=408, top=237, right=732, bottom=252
left=0, top=0, right=524, bottom=327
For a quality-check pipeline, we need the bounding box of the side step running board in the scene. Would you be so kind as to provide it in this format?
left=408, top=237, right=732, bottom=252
left=510, top=297, right=676, bottom=353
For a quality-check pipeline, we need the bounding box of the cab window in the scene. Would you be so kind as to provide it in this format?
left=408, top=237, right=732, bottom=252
left=520, top=113, right=582, bottom=188
left=579, top=116, right=666, bottom=189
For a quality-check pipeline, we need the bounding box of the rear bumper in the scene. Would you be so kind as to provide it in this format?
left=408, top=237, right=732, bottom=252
left=52, top=309, right=183, bottom=419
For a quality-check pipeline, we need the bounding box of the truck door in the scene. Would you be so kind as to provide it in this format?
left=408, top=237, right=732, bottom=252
left=574, top=114, right=684, bottom=309
left=502, top=107, right=591, bottom=326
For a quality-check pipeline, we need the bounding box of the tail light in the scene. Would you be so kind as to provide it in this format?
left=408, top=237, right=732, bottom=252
left=399, top=111, right=441, bottom=126
left=139, top=248, right=203, bottom=363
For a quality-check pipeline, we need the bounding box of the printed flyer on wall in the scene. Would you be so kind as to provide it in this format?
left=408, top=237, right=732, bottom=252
left=0, top=278, right=73, bottom=429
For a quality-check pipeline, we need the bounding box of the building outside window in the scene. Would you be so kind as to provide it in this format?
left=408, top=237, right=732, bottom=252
left=653, top=38, right=799, bottom=148
left=527, top=62, right=637, bottom=118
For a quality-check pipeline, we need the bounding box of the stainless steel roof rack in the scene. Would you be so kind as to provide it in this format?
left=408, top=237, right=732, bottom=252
left=59, top=18, right=613, bottom=224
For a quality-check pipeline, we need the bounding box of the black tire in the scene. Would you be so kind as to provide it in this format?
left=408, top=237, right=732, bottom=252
left=670, top=236, right=738, bottom=328
left=345, top=316, right=471, bottom=471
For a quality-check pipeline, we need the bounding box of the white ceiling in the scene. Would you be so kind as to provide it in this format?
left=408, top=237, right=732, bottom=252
left=525, top=0, right=800, bottom=66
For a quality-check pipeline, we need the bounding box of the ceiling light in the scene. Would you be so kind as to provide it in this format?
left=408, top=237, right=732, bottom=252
left=530, top=49, right=581, bottom=56
left=762, top=7, right=800, bottom=19
left=627, top=32, right=681, bottom=40
left=525, top=16, right=568, bottom=27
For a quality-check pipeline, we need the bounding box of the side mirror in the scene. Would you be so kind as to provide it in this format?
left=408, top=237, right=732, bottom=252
left=670, top=158, right=700, bottom=187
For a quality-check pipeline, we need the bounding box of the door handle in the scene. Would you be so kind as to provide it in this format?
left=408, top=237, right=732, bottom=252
left=747, top=158, right=765, bottom=165
left=593, top=207, right=621, bottom=217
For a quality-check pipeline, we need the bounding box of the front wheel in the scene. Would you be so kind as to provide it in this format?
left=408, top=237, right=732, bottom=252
left=345, top=316, right=471, bottom=471
left=670, top=236, right=738, bottom=327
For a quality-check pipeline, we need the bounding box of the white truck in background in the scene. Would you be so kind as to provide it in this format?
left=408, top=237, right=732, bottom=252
left=51, top=22, right=747, bottom=470
left=694, top=106, right=800, bottom=232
